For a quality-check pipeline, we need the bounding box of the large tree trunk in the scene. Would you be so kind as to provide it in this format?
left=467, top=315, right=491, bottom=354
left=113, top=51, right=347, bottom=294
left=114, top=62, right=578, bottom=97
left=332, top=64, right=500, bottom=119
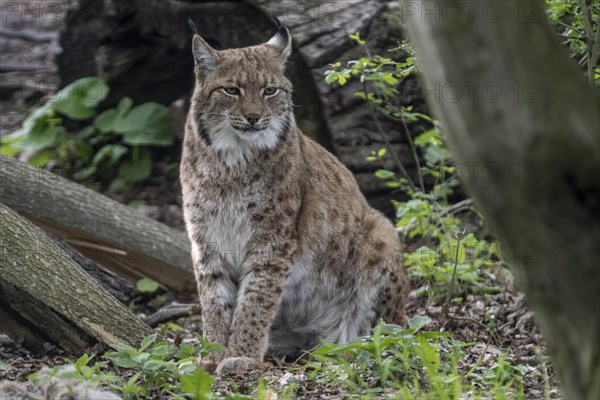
left=404, top=1, right=600, bottom=398
left=0, top=155, right=194, bottom=291
left=0, top=203, right=152, bottom=352
left=57, top=0, right=428, bottom=215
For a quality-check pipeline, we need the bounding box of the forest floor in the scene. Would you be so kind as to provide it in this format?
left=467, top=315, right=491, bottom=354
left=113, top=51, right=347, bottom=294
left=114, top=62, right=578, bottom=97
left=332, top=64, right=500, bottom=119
left=0, top=3, right=562, bottom=399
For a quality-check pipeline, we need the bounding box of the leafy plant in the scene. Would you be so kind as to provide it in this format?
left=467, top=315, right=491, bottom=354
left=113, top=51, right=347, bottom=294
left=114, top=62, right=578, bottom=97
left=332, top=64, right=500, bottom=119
left=29, top=333, right=227, bottom=400
left=1, top=77, right=174, bottom=190
left=325, top=36, right=505, bottom=303
left=304, top=318, right=526, bottom=399
left=546, top=0, right=600, bottom=86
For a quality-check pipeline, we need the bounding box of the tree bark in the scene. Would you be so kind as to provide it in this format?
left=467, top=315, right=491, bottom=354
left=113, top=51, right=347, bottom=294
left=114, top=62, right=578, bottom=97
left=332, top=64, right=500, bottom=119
left=0, top=155, right=194, bottom=291
left=0, top=203, right=153, bottom=352
left=404, top=1, right=600, bottom=398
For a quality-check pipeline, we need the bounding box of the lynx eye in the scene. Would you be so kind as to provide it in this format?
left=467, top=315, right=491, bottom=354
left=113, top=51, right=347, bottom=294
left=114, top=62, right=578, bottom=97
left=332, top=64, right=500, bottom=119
left=263, top=87, right=279, bottom=96
left=222, top=87, right=241, bottom=96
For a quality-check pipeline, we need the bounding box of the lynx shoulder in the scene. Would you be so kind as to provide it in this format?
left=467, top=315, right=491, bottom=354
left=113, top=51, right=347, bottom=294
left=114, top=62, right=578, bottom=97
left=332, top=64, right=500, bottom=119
left=180, top=19, right=409, bottom=375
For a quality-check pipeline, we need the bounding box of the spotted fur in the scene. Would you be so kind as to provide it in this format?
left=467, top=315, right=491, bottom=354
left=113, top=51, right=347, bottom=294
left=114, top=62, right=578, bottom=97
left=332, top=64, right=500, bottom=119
left=180, top=22, right=409, bottom=375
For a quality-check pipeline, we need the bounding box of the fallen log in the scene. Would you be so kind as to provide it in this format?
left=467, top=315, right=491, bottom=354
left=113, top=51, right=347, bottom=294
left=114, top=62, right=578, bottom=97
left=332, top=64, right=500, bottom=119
left=0, top=155, right=194, bottom=291
left=0, top=203, right=152, bottom=352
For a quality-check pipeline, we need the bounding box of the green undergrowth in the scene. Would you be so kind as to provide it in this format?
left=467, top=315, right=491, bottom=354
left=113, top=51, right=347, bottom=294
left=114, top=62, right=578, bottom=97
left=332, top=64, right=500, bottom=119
left=27, top=318, right=526, bottom=399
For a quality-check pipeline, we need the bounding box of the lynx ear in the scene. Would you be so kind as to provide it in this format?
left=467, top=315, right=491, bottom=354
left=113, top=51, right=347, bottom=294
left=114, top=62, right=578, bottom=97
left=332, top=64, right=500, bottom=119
left=192, top=35, right=219, bottom=77
left=266, top=17, right=292, bottom=65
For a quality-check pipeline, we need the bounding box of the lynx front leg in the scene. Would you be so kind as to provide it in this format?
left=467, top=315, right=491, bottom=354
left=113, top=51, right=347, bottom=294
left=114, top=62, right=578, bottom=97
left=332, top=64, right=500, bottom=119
left=216, top=253, right=290, bottom=375
left=192, top=242, right=236, bottom=372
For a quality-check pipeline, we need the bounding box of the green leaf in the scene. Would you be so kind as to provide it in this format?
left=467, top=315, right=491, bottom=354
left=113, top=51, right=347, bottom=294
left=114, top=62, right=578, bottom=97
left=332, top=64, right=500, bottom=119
left=179, top=368, right=214, bottom=400
left=139, top=334, right=158, bottom=351
left=92, top=144, right=128, bottom=166
left=142, top=359, right=166, bottom=372
left=94, top=108, right=119, bottom=133
left=424, top=146, right=449, bottom=165
left=374, top=169, right=395, bottom=180
left=114, top=102, right=173, bottom=146
left=118, top=149, right=152, bottom=183
left=74, top=354, right=90, bottom=371
left=382, top=73, right=398, bottom=85
left=414, top=129, right=442, bottom=147
left=136, top=277, right=160, bottom=293
left=349, top=32, right=366, bottom=45
left=441, top=240, right=466, bottom=264
left=27, top=150, right=51, bottom=167
left=377, top=148, right=387, bottom=157
left=94, top=97, right=133, bottom=133
left=50, top=77, right=109, bottom=120
left=149, top=344, right=173, bottom=357
left=109, top=356, right=139, bottom=369
left=408, top=315, right=432, bottom=332
left=109, top=342, right=136, bottom=353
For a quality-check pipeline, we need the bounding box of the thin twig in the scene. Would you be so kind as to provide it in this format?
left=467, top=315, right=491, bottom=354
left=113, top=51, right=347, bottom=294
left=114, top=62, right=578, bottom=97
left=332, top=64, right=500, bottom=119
left=443, top=232, right=462, bottom=318
left=439, top=199, right=474, bottom=217
left=464, top=342, right=489, bottom=379
left=399, top=117, right=425, bottom=192
left=144, top=302, right=200, bottom=327
left=556, top=20, right=591, bottom=39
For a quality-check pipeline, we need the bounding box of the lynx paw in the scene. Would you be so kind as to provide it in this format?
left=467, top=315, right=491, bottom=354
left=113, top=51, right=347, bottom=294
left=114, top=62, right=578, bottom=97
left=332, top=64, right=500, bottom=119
left=199, top=358, right=218, bottom=373
left=198, top=353, right=224, bottom=373
left=215, top=357, right=263, bottom=375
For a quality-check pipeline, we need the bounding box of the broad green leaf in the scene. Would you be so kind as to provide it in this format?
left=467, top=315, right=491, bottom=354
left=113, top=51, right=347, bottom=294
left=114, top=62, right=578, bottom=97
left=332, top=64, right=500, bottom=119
left=408, top=315, right=432, bottom=332
left=94, top=108, right=119, bottom=133
left=179, top=368, right=214, bottom=400
left=142, top=359, right=165, bottom=372
left=109, top=356, right=139, bottom=369
left=114, top=102, right=173, bottom=146
left=424, top=146, right=449, bottom=165
left=118, top=150, right=152, bottom=183
left=139, top=334, right=158, bottom=351
left=109, top=342, right=136, bottom=352
left=92, top=144, right=128, bottom=166
left=50, top=77, right=109, bottom=120
left=27, top=150, right=51, bottom=167
left=24, top=124, right=66, bottom=152
left=94, top=97, right=133, bottom=133
left=150, top=344, right=173, bottom=357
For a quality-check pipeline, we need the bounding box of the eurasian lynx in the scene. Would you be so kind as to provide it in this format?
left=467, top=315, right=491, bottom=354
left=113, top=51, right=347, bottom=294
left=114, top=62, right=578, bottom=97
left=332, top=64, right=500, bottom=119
left=180, top=19, right=409, bottom=374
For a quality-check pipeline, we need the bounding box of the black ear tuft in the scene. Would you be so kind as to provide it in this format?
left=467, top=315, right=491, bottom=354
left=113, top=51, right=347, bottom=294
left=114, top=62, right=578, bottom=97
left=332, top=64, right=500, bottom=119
left=271, top=16, right=288, bottom=44
left=187, top=18, right=198, bottom=34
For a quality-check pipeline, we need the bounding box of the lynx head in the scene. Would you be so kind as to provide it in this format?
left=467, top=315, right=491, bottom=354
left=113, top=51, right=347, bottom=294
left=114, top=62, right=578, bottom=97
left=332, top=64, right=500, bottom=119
left=189, top=20, right=294, bottom=158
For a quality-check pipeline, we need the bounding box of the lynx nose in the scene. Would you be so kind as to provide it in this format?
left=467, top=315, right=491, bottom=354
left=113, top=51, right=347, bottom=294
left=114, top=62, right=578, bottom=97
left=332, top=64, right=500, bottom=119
left=245, top=113, right=261, bottom=126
